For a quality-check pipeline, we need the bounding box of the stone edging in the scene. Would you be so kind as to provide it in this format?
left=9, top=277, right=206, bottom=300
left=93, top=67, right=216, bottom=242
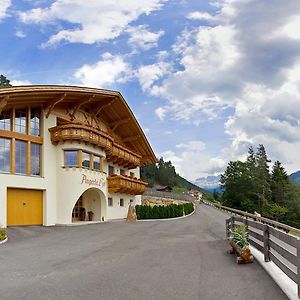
left=137, top=207, right=195, bottom=222
left=0, top=237, right=8, bottom=245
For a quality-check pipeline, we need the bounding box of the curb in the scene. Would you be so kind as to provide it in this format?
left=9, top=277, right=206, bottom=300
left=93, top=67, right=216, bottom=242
left=0, top=237, right=8, bottom=245
left=250, top=246, right=298, bottom=300
left=56, top=221, right=105, bottom=226
left=137, top=208, right=195, bottom=222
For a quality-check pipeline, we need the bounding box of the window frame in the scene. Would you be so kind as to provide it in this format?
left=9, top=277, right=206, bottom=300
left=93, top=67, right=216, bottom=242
left=64, top=150, right=79, bottom=167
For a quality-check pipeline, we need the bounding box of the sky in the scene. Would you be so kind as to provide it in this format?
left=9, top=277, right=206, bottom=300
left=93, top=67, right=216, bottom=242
left=1, top=0, right=300, bottom=181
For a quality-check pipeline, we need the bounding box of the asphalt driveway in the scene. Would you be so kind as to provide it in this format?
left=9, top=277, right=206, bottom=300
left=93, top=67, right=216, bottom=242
left=0, top=204, right=287, bottom=300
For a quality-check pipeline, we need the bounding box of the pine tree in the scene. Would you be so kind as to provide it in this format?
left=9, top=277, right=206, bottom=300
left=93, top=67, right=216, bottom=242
left=255, top=144, right=271, bottom=213
left=0, top=75, right=12, bottom=87
left=271, top=161, right=289, bottom=205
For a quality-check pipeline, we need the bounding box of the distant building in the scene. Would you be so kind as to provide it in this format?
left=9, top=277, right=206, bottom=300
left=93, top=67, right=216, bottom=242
left=156, top=186, right=173, bottom=193
left=187, top=189, right=203, bottom=201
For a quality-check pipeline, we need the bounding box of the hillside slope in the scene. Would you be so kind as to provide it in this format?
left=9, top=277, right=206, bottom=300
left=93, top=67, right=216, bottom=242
left=140, top=158, right=203, bottom=192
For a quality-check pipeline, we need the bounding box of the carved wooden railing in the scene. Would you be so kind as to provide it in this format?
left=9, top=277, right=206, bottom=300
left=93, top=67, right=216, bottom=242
left=107, top=174, right=148, bottom=195
left=49, top=124, right=141, bottom=168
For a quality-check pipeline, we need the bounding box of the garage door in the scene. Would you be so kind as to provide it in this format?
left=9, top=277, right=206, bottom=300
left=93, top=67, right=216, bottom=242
left=7, top=189, right=43, bottom=226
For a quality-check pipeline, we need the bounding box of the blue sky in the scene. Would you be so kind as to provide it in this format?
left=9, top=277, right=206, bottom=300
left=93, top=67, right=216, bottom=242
left=2, top=0, right=300, bottom=180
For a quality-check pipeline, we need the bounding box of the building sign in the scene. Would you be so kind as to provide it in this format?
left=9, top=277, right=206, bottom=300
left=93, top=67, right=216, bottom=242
left=81, top=174, right=106, bottom=188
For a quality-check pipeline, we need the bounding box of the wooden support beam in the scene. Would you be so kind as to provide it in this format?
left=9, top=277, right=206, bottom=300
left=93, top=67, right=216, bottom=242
left=123, top=135, right=140, bottom=143
left=95, top=99, right=115, bottom=116
left=111, top=118, right=131, bottom=131
left=70, top=95, right=95, bottom=120
left=0, top=96, right=9, bottom=114
left=45, top=93, right=67, bottom=118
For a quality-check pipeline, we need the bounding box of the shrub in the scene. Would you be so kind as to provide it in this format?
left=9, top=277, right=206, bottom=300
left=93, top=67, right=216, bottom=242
left=135, top=203, right=194, bottom=220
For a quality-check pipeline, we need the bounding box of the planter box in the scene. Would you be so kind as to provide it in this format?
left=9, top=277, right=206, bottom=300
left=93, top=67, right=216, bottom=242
left=229, top=240, right=254, bottom=264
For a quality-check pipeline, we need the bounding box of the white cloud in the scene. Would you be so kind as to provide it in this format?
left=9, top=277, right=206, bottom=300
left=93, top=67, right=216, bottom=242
left=161, top=140, right=226, bottom=180
left=0, top=0, right=11, bottom=20
left=136, top=61, right=171, bottom=93
left=187, top=11, right=214, bottom=21
left=74, top=53, right=130, bottom=88
left=15, top=30, right=26, bottom=38
left=10, top=80, right=32, bottom=86
left=127, top=25, right=164, bottom=50
left=19, top=0, right=164, bottom=47
left=154, top=0, right=300, bottom=174
left=155, top=107, right=167, bottom=120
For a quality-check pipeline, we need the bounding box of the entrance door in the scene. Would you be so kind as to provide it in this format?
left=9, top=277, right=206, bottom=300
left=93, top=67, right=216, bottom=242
left=7, top=189, right=43, bottom=226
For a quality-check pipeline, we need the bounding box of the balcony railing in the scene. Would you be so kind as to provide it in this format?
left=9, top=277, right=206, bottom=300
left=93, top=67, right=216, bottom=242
left=49, top=124, right=142, bottom=168
left=107, top=174, right=148, bottom=195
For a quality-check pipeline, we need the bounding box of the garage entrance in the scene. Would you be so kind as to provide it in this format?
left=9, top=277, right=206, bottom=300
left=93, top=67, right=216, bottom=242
left=7, top=189, right=43, bottom=226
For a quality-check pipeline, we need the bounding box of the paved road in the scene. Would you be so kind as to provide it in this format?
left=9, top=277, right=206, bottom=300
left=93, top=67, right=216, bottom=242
left=0, top=204, right=288, bottom=300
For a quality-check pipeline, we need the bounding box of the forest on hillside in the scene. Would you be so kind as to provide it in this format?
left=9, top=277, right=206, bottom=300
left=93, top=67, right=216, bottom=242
left=140, top=158, right=202, bottom=192
left=219, top=144, right=300, bottom=228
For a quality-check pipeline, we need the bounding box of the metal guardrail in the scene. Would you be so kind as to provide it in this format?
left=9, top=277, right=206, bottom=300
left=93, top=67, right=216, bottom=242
left=208, top=202, right=300, bottom=296
left=143, top=189, right=195, bottom=202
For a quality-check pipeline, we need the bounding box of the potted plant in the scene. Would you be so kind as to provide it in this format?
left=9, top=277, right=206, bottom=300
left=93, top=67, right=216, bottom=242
left=79, top=207, right=86, bottom=221
left=87, top=211, right=94, bottom=221
left=229, top=224, right=253, bottom=264
left=0, top=228, right=7, bottom=240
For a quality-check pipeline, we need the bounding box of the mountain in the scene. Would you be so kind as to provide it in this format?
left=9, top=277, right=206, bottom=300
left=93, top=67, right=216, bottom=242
left=140, top=158, right=204, bottom=192
left=290, top=171, right=300, bottom=185
left=194, top=175, right=221, bottom=192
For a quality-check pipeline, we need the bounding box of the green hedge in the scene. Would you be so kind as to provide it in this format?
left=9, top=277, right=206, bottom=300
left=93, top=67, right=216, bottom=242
left=136, top=203, right=194, bottom=220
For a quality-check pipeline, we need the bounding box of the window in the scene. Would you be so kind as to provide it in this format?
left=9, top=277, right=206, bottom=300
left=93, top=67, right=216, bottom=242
left=0, top=110, right=11, bottom=131
left=130, top=172, right=135, bottom=177
left=65, top=150, right=78, bottom=166
left=120, top=169, right=125, bottom=175
left=30, top=108, right=40, bottom=136
left=120, top=198, right=124, bottom=207
left=108, top=165, right=114, bottom=175
left=30, top=143, right=40, bottom=176
left=15, top=109, right=27, bottom=134
left=15, top=140, right=27, bottom=174
left=93, top=155, right=101, bottom=170
left=108, top=197, right=113, bottom=207
left=82, top=152, right=90, bottom=168
left=0, top=138, right=10, bottom=173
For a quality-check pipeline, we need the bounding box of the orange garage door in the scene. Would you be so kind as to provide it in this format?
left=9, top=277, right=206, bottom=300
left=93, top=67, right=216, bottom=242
left=7, top=189, right=43, bottom=226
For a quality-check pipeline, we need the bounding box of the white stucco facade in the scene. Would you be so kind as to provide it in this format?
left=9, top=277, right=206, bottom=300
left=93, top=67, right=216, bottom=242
left=0, top=86, right=154, bottom=228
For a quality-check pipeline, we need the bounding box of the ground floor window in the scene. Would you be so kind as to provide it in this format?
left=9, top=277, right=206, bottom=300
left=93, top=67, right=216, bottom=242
left=108, top=197, right=113, bottom=207
left=120, top=198, right=124, bottom=207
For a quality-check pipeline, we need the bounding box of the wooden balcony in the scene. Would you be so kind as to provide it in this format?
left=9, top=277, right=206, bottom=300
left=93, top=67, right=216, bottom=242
left=107, top=174, right=148, bottom=195
left=49, top=124, right=142, bottom=168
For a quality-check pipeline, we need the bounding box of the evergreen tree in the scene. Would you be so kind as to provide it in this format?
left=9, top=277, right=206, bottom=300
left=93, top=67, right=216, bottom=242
left=271, top=161, right=289, bottom=206
left=0, top=75, right=12, bottom=87
left=255, top=144, right=271, bottom=213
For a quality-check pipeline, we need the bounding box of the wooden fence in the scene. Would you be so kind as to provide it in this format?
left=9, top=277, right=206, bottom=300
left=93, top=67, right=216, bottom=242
left=213, top=203, right=300, bottom=296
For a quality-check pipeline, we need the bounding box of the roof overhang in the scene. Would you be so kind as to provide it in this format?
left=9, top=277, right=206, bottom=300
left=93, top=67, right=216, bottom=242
left=0, top=85, right=157, bottom=165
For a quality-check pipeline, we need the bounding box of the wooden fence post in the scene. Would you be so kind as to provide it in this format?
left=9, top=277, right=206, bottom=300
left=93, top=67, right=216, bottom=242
left=226, top=219, right=230, bottom=238
left=263, top=224, right=270, bottom=262
left=297, top=239, right=300, bottom=297
left=230, top=216, right=235, bottom=232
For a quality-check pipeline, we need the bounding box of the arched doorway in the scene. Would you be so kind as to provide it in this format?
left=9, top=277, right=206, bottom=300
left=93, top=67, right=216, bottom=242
left=72, top=188, right=106, bottom=222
